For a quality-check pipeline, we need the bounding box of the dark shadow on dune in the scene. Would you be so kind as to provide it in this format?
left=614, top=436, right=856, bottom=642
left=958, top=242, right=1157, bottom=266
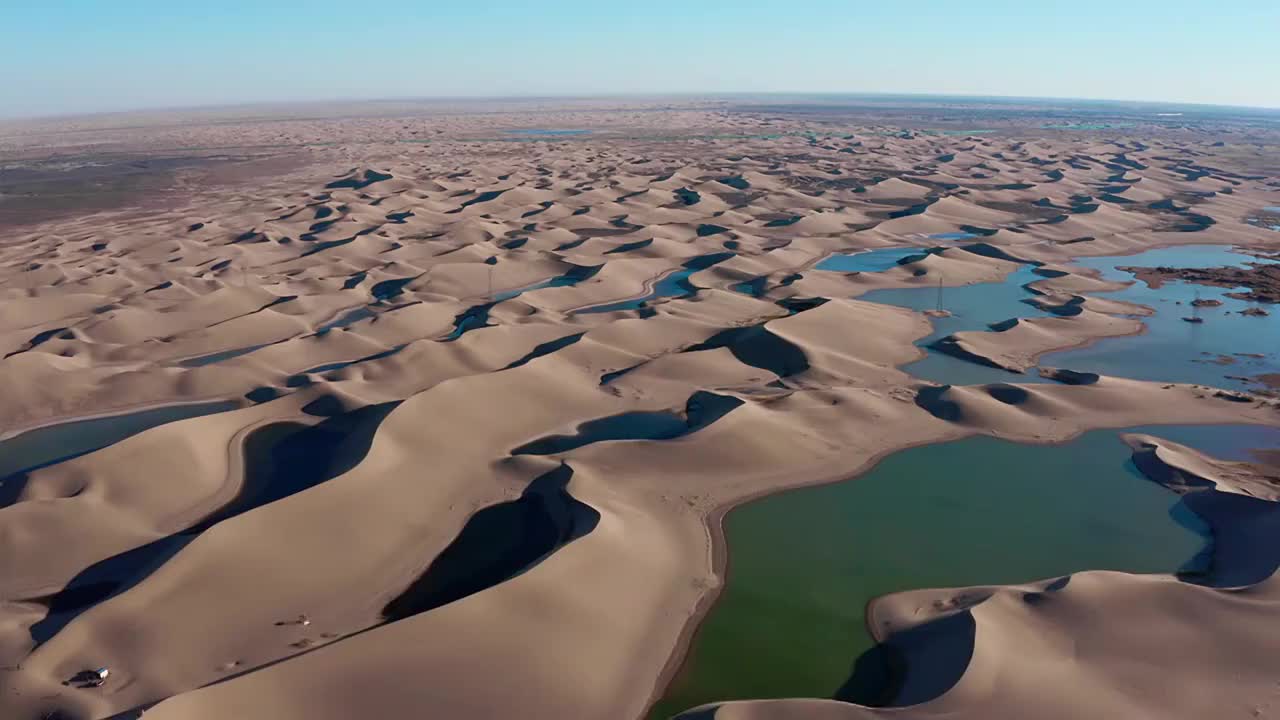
left=380, top=462, right=598, bottom=621
left=1038, top=368, right=1099, bottom=385
left=522, top=201, right=554, bottom=218
left=1173, top=212, right=1216, bottom=233
left=555, top=237, right=587, bottom=251
left=605, top=238, right=655, bottom=254
left=370, top=276, right=417, bottom=301
left=958, top=224, right=999, bottom=238
left=512, top=392, right=743, bottom=456
left=441, top=302, right=497, bottom=341
left=832, top=642, right=908, bottom=706
left=600, top=363, right=642, bottom=386
left=1025, top=295, right=1084, bottom=317
left=611, top=215, right=643, bottom=230
left=4, top=326, right=73, bottom=358
left=914, top=385, right=962, bottom=422
left=245, top=386, right=282, bottom=404
left=987, top=318, right=1021, bottom=332
left=1128, top=441, right=1280, bottom=588
left=776, top=296, right=828, bottom=314
left=1171, top=489, right=1279, bottom=587
left=683, top=324, right=809, bottom=378
left=446, top=189, right=509, bottom=214
left=959, top=243, right=1041, bottom=266
left=985, top=384, right=1029, bottom=404
left=24, top=403, right=399, bottom=645
left=299, top=236, right=355, bottom=257
left=0, top=473, right=30, bottom=507
left=928, top=336, right=1011, bottom=371
left=836, top=610, right=977, bottom=708
left=764, top=215, right=801, bottom=228
left=674, top=187, right=701, bottom=206
left=325, top=169, right=393, bottom=190
left=503, top=332, right=586, bottom=370
left=729, top=276, right=768, bottom=298
left=887, top=199, right=935, bottom=219
left=178, top=342, right=272, bottom=368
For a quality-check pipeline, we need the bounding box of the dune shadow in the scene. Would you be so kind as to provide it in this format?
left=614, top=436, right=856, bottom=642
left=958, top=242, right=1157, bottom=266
left=1038, top=367, right=1099, bottom=385
left=503, top=332, right=587, bottom=370
left=381, top=462, right=598, bottom=621
left=832, top=641, right=908, bottom=706
left=0, top=472, right=30, bottom=507
left=914, top=385, right=963, bottom=422
left=834, top=610, right=976, bottom=708
left=928, top=336, right=1012, bottom=372
left=512, top=392, right=743, bottom=456
left=683, top=324, right=809, bottom=378
left=1171, top=489, right=1280, bottom=588
left=25, top=402, right=398, bottom=645
left=985, top=383, right=1029, bottom=405
left=1128, top=443, right=1280, bottom=588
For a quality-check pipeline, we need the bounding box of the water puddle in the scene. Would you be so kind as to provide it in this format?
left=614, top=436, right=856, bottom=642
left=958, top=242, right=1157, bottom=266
left=494, top=263, right=602, bottom=303
left=0, top=401, right=241, bottom=499
left=575, top=253, right=733, bottom=315
left=292, top=344, right=406, bottom=379
left=444, top=264, right=603, bottom=341
left=816, top=247, right=925, bottom=273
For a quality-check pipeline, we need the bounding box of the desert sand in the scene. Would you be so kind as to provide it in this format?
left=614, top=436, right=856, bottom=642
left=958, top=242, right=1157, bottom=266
left=0, top=98, right=1278, bottom=720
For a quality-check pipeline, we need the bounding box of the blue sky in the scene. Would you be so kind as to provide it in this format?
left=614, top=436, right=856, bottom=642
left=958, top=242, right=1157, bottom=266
left=3, top=0, right=1277, bottom=117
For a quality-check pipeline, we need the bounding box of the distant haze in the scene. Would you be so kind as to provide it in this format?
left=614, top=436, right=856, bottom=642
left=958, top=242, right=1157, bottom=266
left=4, top=0, right=1278, bottom=117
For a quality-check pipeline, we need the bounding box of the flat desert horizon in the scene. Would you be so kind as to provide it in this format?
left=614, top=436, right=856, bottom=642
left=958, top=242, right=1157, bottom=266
left=2, top=92, right=1279, bottom=720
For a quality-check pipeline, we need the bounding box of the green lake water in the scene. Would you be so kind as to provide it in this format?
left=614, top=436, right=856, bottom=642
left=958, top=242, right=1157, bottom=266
left=650, top=423, right=1280, bottom=718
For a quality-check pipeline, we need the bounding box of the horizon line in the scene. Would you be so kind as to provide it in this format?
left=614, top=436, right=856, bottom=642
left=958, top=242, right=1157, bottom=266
left=4, top=90, right=1279, bottom=124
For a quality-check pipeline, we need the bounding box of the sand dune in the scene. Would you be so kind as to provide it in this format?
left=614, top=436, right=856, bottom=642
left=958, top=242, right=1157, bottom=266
left=0, top=101, right=1277, bottom=720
